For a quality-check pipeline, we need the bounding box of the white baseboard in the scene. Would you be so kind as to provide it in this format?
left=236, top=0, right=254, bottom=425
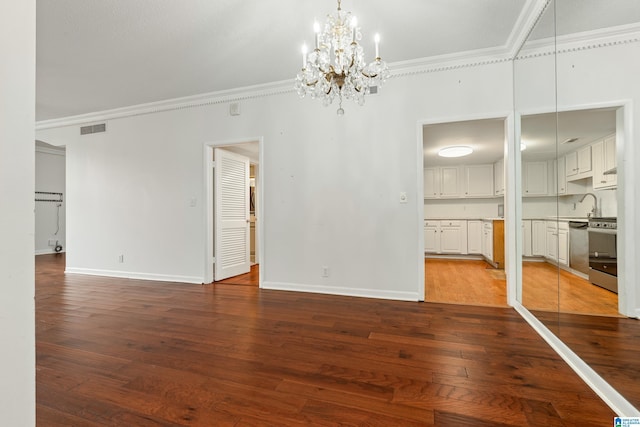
left=262, top=281, right=419, bottom=302
left=35, top=249, right=65, bottom=255
left=514, top=302, right=640, bottom=416
left=64, top=267, right=203, bottom=284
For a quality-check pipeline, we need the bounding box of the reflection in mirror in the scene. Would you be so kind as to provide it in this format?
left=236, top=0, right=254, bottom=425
left=515, top=0, right=640, bottom=411
left=521, top=109, right=618, bottom=316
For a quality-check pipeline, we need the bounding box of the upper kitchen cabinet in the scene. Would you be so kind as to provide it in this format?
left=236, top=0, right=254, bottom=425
left=424, top=166, right=462, bottom=199
left=522, top=161, right=549, bottom=197
left=464, top=164, right=494, bottom=198
left=425, top=164, right=496, bottom=199
left=565, top=145, right=592, bottom=181
left=592, top=134, right=617, bottom=190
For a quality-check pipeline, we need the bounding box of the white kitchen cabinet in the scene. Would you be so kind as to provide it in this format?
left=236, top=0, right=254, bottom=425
left=592, top=135, right=617, bottom=190
left=553, top=157, right=567, bottom=195
left=467, top=220, right=482, bottom=254
left=494, top=158, right=504, bottom=196
left=546, top=221, right=558, bottom=261
left=566, top=145, right=592, bottom=181
left=522, top=220, right=532, bottom=257
left=463, top=164, right=494, bottom=198
left=531, top=220, right=546, bottom=256
left=523, top=161, right=548, bottom=196
left=424, top=166, right=461, bottom=199
left=440, top=220, right=468, bottom=254
left=424, top=221, right=440, bottom=253
left=424, top=168, right=438, bottom=198
left=558, top=224, right=569, bottom=266
left=440, top=166, right=461, bottom=198
left=482, top=221, right=493, bottom=261
left=566, top=151, right=578, bottom=178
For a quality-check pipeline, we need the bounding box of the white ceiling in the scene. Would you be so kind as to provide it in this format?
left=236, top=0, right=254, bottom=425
left=422, top=108, right=616, bottom=167
left=36, top=0, right=640, bottom=123
left=36, top=0, right=528, bottom=121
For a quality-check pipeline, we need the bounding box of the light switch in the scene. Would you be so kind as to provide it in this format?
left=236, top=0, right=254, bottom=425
left=190, top=197, right=197, bottom=207
left=399, top=192, right=408, bottom=203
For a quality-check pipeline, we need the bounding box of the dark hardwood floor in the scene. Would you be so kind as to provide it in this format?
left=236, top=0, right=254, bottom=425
left=532, top=310, right=640, bottom=410
left=36, top=254, right=616, bottom=426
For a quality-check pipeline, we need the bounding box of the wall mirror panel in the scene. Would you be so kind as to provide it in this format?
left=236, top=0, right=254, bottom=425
left=514, top=1, right=560, bottom=334
left=515, top=0, right=640, bottom=411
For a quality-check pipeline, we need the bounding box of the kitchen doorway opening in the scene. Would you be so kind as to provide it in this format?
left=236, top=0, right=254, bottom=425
left=419, top=115, right=510, bottom=307
left=204, top=138, right=263, bottom=287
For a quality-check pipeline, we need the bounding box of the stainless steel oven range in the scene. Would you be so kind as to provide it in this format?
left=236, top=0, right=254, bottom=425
left=588, top=217, right=617, bottom=293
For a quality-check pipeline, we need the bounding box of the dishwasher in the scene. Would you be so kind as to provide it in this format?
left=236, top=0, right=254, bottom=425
left=569, top=221, right=589, bottom=275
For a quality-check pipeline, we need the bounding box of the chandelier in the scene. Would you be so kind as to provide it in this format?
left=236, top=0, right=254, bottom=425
left=294, top=0, right=390, bottom=115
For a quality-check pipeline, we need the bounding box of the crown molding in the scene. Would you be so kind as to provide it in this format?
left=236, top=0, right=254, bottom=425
left=36, top=22, right=640, bottom=131
left=506, top=0, right=552, bottom=59
left=516, top=22, right=640, bottom=60
left=36, top=80, right=295, bottom=130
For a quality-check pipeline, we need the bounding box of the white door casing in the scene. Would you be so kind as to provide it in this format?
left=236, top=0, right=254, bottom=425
left=214, top=148, right=251, bottom=281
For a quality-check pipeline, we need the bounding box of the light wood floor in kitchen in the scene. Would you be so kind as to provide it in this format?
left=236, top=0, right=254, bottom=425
left=425, top=258, right=621, bottom=317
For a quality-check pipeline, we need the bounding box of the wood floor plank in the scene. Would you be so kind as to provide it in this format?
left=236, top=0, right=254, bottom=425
left=36, top=254, right=618, bottom=426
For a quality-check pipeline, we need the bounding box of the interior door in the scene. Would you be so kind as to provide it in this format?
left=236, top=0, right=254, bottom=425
left=214, top=148, right=251, bottom=281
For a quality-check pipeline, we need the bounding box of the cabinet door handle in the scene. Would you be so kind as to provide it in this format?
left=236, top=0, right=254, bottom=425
left=601, top=180, right=606, bottom=183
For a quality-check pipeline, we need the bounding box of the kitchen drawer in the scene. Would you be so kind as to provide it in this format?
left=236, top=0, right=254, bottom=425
left=441, top=220, right=463, bottom=227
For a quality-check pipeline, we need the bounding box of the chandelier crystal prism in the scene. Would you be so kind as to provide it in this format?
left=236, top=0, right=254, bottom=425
left=294, top=0, right=390, bottom=115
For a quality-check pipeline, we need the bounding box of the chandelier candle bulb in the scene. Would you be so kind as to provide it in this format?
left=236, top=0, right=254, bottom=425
left=314, top=21, right=320, bottom=49
left=374, top=33, right=380, bottom=59
left=351, top=16, right=357, bottom=42
left=302, top=44, right=308, bottom=68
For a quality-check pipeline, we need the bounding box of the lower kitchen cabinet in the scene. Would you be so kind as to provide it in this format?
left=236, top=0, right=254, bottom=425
left=424, top=220, right=467, bottom=254
left=545, top=221, right=569, bottom=266
left=467, top=220, right=482, bottom=254
left=482, top=219, right=504, bottom=268
left=531, top=220, right=546, bottom=256
left=522, top=220, right=532, bottom=257
left=424, top=221, right=440, bottom=253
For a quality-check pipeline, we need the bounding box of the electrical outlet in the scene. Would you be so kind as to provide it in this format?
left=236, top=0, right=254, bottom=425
left=321, top=266, right=329, bottom=277
left=118, top=254, right=124, bottom=263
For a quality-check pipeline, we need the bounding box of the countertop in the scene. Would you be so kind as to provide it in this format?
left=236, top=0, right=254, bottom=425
left=524, top=217, right=589, bottom=222
left=424, top=217, right=504, bottom=221
left=425, top=217, right=589, bottom=222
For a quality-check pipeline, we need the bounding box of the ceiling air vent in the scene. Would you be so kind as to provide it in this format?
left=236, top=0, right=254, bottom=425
left=80, top=123, right=106, bottom=135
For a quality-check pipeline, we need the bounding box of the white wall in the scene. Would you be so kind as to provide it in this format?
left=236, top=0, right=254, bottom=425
left=0, top=1, right=36, bottom=425
left=425, top=198, right=503, bottom=219
left=37, top=60, right=514, bottom=300
left=35, top=148, right=66, bottom=254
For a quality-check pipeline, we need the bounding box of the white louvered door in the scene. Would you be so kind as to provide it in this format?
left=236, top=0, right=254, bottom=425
left=214, top=148, right=251, bottom=281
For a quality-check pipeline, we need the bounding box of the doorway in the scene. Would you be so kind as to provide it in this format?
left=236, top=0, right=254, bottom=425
left=420, top=115, right=510, bottom=307
left=204, top=138, right=263, bottom=286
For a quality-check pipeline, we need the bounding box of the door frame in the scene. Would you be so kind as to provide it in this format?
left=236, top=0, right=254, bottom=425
left=204, top=137, right=264, bottom=286
left=416, top=111, right=516, bottom=304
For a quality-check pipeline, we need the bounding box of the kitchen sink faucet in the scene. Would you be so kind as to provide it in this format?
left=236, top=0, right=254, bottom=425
left=579, top=193, right=599, bottom=217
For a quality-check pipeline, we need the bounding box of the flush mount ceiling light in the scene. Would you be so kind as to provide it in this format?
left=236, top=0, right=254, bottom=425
left=295, top=0, right=390, bottom=115
left=438, top=146, right=473, bottom=158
